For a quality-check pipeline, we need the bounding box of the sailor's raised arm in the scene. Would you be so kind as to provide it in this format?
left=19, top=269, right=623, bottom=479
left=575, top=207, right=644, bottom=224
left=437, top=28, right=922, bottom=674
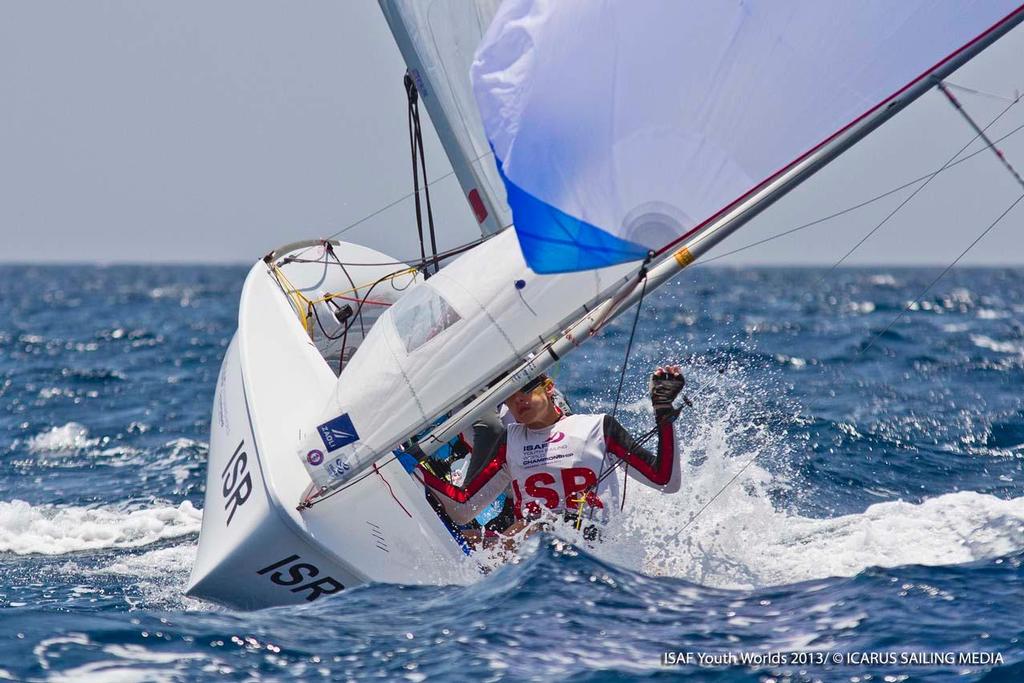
left=415, top=433, right=512, bottom=525
left=603, top=365, right=684, bottom=493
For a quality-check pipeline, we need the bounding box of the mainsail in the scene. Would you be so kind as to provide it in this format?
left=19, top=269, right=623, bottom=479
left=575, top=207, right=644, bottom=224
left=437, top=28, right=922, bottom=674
left=379, top=0, right=510, bottom=236
left=299, top=228, right=636, bottom=488
left=299, top=1, right=1024, bottom=495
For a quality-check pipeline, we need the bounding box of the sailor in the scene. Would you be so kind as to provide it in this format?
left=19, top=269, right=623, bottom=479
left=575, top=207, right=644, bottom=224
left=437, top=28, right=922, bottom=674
left=416, top=366, right=685, bottom=539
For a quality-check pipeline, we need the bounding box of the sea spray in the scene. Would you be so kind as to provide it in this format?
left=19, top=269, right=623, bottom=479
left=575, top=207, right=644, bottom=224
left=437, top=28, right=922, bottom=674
left=0, top=500, right=202, bottom=555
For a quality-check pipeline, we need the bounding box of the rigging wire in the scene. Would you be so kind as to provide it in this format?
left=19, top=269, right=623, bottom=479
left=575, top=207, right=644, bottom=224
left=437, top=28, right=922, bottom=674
left=943, top=80, right=1021, bottom=103
left=859, top=191, right=1024, bottom=356
left=697, top=102, right=1023, bottom=266
left=819, top=90, right=1021, bottom=278
left=938, top=80, right=1024, bottom=188
left=281, top=234, right=489, bottom=270
left=285, top=150, right=498, bottom=265
left=858, top=83, right=1024, bottom=356
left=406, top=73, right=441, bottom=276
left=600, top=255, right=652, bottom=515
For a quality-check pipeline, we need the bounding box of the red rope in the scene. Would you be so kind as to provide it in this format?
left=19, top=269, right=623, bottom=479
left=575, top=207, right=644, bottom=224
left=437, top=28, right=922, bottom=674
left=374, top=463, right=412, bottom=518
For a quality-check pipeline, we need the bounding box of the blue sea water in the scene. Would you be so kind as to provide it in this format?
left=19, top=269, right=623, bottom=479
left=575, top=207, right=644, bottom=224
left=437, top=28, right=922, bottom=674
left=1, top=264, right=1023, bottom=681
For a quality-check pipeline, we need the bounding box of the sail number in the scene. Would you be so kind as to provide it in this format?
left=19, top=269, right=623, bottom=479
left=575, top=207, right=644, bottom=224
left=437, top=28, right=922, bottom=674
left=222, top=440, right=252, bottom=526
left=257, top=554, right=345, bottom=601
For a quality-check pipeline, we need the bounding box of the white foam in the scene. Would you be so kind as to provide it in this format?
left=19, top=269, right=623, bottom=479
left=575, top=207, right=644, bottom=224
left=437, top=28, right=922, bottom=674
left=98, top=543, right=198, bottom=579
left=846, top=301, right=876, bottom=314
left=27, top=423, right=99, bottom=454
left=34, top=632, right=208, bottom=682
left=155, top=438, right=207, bottom=486
left=971, top=334, right=1023, bottom=355
left=977, top=308, right=1008, bottom=320
left=614, top=406, right=1024, bottom=589
left=0, top=500, right=202, bottom=555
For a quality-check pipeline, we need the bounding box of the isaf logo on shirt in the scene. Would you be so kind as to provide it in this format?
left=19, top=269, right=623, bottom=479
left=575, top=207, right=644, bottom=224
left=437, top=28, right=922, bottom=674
left=523, top=431, right=566, bottom=453
left=544, top=431, right=565, bottom=444
left=522, top=431, right=573, bottom=468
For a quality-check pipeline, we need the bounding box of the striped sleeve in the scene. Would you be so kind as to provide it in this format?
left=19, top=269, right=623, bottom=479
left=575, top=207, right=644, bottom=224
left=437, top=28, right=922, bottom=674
left=603, top=412, right=680, bottom=492
left=417, top=433, right=512, bottom=524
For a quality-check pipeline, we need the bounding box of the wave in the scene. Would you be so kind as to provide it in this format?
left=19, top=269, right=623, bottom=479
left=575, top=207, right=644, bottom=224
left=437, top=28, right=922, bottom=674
left=0, top=500, right=202, bottom=555
left=971, top=334, right=1024, bottom=355
left=86, top=543, right=210, bottom=611
left=23, top=423, right=205, bottom=467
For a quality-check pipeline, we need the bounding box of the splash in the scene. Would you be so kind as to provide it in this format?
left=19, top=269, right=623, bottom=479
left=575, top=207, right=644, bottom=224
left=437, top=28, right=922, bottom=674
left=455, top=340, right=1024, bottom=591
left=607, top=366, right=1024, bottom=589
left=0, top=500, right=202, bottom=555
left=27, top=423, right=99, bottom=454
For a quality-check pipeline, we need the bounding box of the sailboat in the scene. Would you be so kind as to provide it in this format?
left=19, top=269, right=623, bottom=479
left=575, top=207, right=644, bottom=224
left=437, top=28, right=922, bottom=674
left=187, top=1, right=1024, bottom=609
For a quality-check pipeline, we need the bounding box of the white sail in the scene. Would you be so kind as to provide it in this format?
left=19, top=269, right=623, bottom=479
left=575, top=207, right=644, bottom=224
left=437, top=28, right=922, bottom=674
left=298, top=228, right=635, bottom=487
left=379, top=0, right=510, bottom=236
left=471, top=0, right=1023, bottom=273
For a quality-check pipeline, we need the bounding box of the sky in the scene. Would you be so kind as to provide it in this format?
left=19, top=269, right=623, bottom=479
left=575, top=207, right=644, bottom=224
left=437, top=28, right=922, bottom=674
left=2, top=2, right=1023, bottom=266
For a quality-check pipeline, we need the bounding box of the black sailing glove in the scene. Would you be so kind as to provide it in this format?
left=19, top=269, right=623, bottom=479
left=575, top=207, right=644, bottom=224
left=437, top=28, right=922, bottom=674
left=650, top=365, right=685, bottom=419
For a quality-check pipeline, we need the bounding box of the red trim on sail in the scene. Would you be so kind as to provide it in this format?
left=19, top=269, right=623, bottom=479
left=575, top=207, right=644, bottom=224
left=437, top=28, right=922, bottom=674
left=468, top=189, right=489, bottom=224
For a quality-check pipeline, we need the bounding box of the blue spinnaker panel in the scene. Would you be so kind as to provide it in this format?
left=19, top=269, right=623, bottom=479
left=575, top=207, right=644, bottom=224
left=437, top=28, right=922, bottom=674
left=497, top=158, right=648, bottom=273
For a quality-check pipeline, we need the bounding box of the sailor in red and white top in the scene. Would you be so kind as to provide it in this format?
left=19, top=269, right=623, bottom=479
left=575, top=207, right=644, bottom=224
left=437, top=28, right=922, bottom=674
left=417, top=366, right=685, bottom=532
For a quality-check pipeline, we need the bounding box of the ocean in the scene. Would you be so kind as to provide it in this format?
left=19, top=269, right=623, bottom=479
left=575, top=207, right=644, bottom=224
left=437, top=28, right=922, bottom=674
left=1, top=264, right=1022, bottom=681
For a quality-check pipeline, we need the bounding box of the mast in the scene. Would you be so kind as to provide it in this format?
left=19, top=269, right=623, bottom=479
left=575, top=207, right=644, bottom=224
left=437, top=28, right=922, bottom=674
left=408, top=5, right=1024, bottom=458
left=378, top=0, right=510, bottom=237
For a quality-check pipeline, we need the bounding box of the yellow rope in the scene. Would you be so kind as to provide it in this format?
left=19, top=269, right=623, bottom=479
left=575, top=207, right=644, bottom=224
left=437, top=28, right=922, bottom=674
left=307, top=267, right=418, bottom=304
left=571, top=492, right=587, bottom=530
left=268, top=263, right=419, bottom=336
left=270, top=263, right=313, bottom=333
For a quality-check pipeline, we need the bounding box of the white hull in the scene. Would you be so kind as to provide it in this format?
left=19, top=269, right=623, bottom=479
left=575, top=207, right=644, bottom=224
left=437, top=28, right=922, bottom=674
left=187, top=249, right=472, bottom=610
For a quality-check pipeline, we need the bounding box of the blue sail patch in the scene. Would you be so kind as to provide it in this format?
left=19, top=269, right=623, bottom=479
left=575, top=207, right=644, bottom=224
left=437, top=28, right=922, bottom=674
left=495, top=155, right=648, bottom=274
left=317, top=413, right=360, bottom=453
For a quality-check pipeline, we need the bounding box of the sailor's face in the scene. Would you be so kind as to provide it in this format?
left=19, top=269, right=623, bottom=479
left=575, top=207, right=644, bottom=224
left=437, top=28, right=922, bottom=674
left=505, top=384, right=553, bottom=425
